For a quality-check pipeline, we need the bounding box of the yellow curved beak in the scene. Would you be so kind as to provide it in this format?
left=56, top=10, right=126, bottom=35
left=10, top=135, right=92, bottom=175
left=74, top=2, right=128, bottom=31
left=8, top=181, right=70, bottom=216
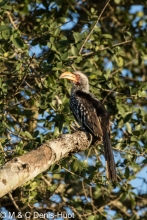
left=59, top=72, right=78, bottom=82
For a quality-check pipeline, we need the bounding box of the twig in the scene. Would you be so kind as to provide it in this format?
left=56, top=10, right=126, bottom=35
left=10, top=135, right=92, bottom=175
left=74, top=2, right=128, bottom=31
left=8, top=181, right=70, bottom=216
left=5, top=129, right=31, bottom=141
left=82, top=180, right=89, bottom=202
left=89, top=186, right=96, bottom=213
left=79, top=0, right=111, bottom=55
left=60, top=165, right=82, bottom=179
left=83, top=194, right=122, bottom=217
left=69, top=39, right=132, bottom=59
left=102, top=87, right=116, bottom=104
left=0, top=143, right=7, bottom=157
left=110, top=54, right=138, bottom=77
left=96, top=39, right=132, bottom=53
left=82, top=180, right=98, bottom=214
left=8, top=192, right=21, bottom=212
left=4, top=93, right=37, bottom=111
left=71, top=206, right=83, bottom=220
left=71, top=64, right=76, bottom=71
left=41, top=176, right=51, bottom=186
left=55, top=95, right=62, bottom=105
left=113, top=147, right=147, bottom=158
left=5, top=11, right=17, bottom=29
left=15, top=54, right=35, bottom=94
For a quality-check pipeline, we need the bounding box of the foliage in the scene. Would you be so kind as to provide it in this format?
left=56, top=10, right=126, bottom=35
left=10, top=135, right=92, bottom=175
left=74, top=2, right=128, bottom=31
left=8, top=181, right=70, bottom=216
left=0, top=0, right=147, bottom=219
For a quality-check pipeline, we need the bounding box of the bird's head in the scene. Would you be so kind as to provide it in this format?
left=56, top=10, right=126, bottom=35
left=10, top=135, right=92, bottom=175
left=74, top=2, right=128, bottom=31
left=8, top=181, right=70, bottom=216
left=59, top=71, right=89, bottom=92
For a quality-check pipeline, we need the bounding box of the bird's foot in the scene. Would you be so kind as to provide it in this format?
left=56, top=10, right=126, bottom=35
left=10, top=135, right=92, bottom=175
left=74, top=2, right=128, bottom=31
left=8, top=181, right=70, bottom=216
left=86, top=133, right=93, bottom=147
left=70, top=121, right=81, bottom=132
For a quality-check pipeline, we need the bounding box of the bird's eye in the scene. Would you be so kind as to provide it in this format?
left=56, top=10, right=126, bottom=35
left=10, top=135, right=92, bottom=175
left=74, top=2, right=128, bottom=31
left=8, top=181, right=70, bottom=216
left=76, top=75, right=80, bottom=81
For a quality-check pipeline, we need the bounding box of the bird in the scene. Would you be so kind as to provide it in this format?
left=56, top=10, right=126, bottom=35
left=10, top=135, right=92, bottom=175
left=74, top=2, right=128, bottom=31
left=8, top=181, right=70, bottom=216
left=59, top=71, right=117, bottom=181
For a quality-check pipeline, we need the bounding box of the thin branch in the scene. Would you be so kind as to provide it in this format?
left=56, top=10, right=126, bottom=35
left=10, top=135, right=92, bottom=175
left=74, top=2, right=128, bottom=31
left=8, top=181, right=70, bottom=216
left=15, top=54, right=35, bottom=94
left=5, top=11, right=17, bottom=29
left=79, top=0, right=111, bottom=55
left=102, top=87, right=116, bottom=104
left=8, top=193, right=21, bottom=212
left=71, top=206, right=83, bottom=220
left=5, top=93, right=38, bottom=111
left=110, top=54, right=138, bottom=77
left=60, top=164, right=83, bottom=179
left=71, top=64, right=76, bottom=71
left=97, top=39, right=133, bottom=52
left=69, top=39, right=132, bottom=59
left=41, top=176, right=52, bottom=186
left=113, top=146, right=147, bottom=158
left=82, top=180, right=98, bottom=214
left=83, top=194, right=123, bottom=217
left=82, top=180, right=89, bottom=202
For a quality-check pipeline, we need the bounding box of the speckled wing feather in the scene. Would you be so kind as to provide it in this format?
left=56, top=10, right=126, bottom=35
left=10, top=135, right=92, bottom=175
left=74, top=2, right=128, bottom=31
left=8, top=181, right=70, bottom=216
left=70, top=91, right=104, bottom=138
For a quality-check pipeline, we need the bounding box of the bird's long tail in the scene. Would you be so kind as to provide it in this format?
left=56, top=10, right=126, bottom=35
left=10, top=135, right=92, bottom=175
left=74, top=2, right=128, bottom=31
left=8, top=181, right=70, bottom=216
left=103, top=131, right=117, bottom=181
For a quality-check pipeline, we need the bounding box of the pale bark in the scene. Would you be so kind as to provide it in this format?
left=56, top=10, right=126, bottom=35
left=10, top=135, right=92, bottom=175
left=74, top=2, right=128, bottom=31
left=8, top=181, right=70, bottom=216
left=0, top=131, right=89, bottom=198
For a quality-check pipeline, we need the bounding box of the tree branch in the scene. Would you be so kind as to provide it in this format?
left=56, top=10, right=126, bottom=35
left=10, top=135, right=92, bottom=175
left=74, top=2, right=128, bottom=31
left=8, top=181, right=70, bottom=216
left=79, top=0, right=111, bottom=55
left=68, top=39, right=132, bottom=59
left=0, top=131, right=89, bottom=198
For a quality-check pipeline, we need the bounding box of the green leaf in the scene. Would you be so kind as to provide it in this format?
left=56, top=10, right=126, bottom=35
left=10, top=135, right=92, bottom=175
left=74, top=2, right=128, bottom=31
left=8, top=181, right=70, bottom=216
left=116, top=56, right=124, bottom=67
left=102, top=34, right=113, bottom=39
left=61, top=52, right=68, bottom=60
left=94, top=26, right=101, bottom=33
left=1, top=4, right=12, bottom=9
left=54, top=28, right=60, bottom=36
left=126, top=122, right=132, bottom=134
left=0, top=25, right=11, bottom=31
left=124, top=112, right=133, bottom=123
left=2, top=121, right=11, bottom=130
left=125, top=167, right=130, bottom=179
left=54, top=126, right=59, bottom=136
left=71, top=45, right=78, bottom=56
left=29, top=181, right=38, bottom=191
left=11, top=37, right=24, bottom=48
left=88, top=215, right=96, bottom=220
left=0, top=0, right=8, bottom=6
left=1, top=29, right=11, bottom=39
left=131, top=162, right=140, bottom=172
left=120, top=192, right=127, bottom=202
left=104, top=68, right=111, bottom=79
left=24, top=131, right=33, bottom=139
left=73, top=32, right=82, bottom=43
left=138, top=90, right=146, bottom=97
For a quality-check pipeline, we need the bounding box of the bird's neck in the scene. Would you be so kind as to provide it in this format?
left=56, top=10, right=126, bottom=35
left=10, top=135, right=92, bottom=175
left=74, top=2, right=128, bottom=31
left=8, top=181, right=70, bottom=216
left=71, top=83, right=89, bottom=94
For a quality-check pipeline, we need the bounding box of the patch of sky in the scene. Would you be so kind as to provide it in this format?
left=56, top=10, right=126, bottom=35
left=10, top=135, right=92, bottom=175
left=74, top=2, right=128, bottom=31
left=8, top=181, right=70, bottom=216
left=50, top=194, right=61, bottom=203
left=36, top=111, right=55, bottom=135
left=60, top=12, right=79, bottom=30
left=29, top=44, right=48, bottom=57
left=129, top=5, right=146, bottom=29
left=126, top=98, right=132, bottom=104
left=121, top=69, right=132, bottom=78
left=130, top=167, right=147, bottom=194
left=63, top=207, right=75, bottom=215
left=129, top=5, right=144, bottom=14
left=81, top=24, right=89, bottom=33
left=103, top=58, right=113, bottom=71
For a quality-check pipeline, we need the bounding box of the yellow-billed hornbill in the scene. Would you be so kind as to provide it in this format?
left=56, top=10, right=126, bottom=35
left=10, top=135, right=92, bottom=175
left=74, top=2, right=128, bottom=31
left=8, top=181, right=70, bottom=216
left=60, top=71, right=117, bottom=181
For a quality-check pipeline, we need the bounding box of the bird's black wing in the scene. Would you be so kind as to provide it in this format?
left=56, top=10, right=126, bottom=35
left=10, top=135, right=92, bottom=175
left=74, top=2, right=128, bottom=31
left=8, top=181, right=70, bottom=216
left=75, top=90, right=117, bottom=181
left=74, top=90, right=110, bottom=138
